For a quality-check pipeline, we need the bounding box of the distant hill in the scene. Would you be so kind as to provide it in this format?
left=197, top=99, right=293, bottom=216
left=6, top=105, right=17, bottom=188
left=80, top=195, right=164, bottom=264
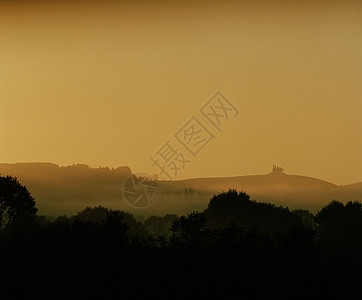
left=342, top=182, right=362, bottom=194
left=0, top=163, right=361, bottom=216
left=159, top=173, right=362, bottom=213
left=0, top=163, right=131, bottom=216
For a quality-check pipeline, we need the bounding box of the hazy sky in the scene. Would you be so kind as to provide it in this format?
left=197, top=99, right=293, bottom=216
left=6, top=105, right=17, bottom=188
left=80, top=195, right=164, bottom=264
left=0, top=0, right=361, bottom=185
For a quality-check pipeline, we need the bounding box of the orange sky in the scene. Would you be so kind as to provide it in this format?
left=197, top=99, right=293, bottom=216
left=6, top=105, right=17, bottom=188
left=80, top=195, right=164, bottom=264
left=0, top=0, right=361, bottom=184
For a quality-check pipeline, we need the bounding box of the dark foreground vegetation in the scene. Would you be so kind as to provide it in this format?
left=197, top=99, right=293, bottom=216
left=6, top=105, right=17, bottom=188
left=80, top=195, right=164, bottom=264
left=1, top=176, right=362, bottom=299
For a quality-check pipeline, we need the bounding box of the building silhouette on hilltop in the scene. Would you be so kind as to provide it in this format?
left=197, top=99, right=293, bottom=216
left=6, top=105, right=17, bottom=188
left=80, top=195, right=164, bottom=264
left=272, top=164, right=284, bottom=173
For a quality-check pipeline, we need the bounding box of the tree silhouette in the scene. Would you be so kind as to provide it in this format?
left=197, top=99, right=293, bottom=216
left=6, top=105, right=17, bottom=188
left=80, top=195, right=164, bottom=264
left=74, top=206, right=148, bottom=238
left=316, top=200, right=362, bottom=255
left=0, top=175, right=37, bottom=231
left=144, top=214, right=177, bottom=238
left=100, top=210, right=129, bottom=247
left=170, top=211, right=207, bottom=247
left=0, top=187, right=360, bottom=299
left=75, top=205, right=109, bottom=223
left=204, top=189, right=301, bottom=235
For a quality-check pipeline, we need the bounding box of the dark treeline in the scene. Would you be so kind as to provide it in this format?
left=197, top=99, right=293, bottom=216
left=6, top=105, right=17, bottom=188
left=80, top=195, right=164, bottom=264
left=1, top=177, right=362, bottom=299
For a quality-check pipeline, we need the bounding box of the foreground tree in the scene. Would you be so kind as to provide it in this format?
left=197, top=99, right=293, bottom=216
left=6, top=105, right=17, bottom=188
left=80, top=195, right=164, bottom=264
left=316, top=200, right=362, bottom=255
left=204, top=189, right=302, bottom=235
left=0, top=175, right=37, bottom=231
left=170, top=211, right=208, bottom=249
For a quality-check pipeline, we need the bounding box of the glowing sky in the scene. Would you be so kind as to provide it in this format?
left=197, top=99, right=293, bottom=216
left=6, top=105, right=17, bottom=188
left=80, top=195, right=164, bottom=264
left=0, top=0, right=361, bottom=184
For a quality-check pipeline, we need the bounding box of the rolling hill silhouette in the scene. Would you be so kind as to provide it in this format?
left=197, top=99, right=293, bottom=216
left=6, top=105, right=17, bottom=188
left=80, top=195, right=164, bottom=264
left=0, top=163, right=131, bottom=216
left=160, top=172, right=362, bottom=213
left=0, top=163, right=360, bottom=215
left=343, top=182, right=362, bottom=194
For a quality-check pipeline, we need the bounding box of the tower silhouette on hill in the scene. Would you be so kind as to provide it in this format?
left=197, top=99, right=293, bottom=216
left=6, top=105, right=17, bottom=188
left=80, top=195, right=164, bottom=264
left=272, top=164, right=284, bottom=173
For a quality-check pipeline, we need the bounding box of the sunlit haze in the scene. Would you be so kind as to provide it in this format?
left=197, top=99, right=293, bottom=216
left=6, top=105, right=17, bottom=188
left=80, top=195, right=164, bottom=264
left=0, top=0, right=361, bottom=185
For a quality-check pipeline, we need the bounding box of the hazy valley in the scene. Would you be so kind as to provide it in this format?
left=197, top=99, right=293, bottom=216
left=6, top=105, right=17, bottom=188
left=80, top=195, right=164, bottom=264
left=0, top=162, right=360, bottom=216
